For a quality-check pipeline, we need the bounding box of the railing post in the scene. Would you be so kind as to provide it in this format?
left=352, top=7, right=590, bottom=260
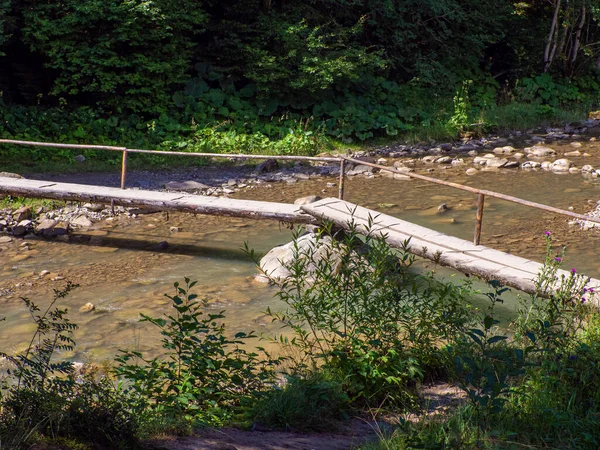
left=473, top=193, right=485, bottom=245
left=338, top=159, right=345, bottom=200
left=120, top=149, right=128, bottom=189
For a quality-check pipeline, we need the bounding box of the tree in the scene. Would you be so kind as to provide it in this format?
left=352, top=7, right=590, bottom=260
left=19, top=0, right=207, bottom=112
left=540, top=0, right=600, bottom=76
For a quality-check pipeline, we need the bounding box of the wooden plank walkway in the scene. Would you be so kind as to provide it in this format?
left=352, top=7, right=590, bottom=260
left=0, top=176, right=317, bottom=224
left=301, top=198, right=600, bottom=304
left=2, top=176, right=599, bottom=303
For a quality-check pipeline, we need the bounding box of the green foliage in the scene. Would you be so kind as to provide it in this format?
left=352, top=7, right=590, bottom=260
left=0, top=283, right=140, bottom=449
left=453, top=280, right=526, bottom=430
left=448, top=80, right=473, bottom=134
left=0, top=0, right=598, bottom=146
left=251, top=372, right=349, bottom=431
left=20, top=0, right=206, bottom=112
left=0, top=0, right=9, bottom=55
left=517, top=73, right=589, bottom=106
left=115, top=278, right=278, bottom=428
left=365, top=233, right=600, bottom=449
left=254, top=224, right=475, bottom=408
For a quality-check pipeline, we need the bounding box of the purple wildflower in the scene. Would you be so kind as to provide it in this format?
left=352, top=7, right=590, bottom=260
left=582, top=297, right=587, bottom=303
left=571, top=268, right=577, bottom=274
left=555, top=257, right=562, bottom=263
left=545, top=231, right=551, bottom=236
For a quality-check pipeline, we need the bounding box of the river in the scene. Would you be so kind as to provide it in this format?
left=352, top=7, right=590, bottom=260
left=2, top=136, right=600, bottom=363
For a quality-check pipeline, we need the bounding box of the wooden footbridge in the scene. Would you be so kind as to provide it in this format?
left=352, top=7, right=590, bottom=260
left=2, top=138, right=600, bottom=304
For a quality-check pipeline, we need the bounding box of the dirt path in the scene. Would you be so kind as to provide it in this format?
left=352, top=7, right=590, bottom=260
left=146, top=420, right=379, bottom=450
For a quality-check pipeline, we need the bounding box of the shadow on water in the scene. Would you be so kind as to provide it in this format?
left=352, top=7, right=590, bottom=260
left=68, top=231, right=260, bottom=262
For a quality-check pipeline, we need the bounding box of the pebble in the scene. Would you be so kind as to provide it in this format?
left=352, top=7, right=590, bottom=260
left=79, top=303, right=96, bottom=313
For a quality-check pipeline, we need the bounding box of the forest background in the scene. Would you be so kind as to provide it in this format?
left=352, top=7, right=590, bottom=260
left=1, top=0, right=599, bottom=167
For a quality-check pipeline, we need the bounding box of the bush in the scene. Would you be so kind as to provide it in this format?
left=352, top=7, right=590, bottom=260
left=251, top=372, right=349, bottom=431
left=0, top=283, right=140, bottom=449
left=253, top=224, right=476, bottom=409
left=115, top=278, right=280, bottom=429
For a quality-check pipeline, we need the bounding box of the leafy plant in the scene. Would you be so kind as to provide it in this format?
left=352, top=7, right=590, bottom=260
left=252, top=223, right=475, bottom=408
left=448, top=80, right=473, bottom=134
left=453, top=280, right=526, bottom=434
left=251, top=372, right=349, bottom=431
left=115, top=278, right=279, bottom=428
left=0, top=282, right=140, bottom=449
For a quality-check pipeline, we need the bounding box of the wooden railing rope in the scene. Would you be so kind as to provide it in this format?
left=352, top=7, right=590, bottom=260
left=340, top=156, right=600, bottom=244
left=2, top=138, right=599, bottom=246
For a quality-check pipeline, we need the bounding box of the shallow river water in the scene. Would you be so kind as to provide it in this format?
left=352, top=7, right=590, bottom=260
left=2, top=137, right=600, bottom=363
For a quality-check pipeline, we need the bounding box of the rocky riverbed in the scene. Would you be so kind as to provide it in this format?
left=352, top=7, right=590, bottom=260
left=2, top=118, right=600, bottom=240
left=2, top=121, right=600, bottom=360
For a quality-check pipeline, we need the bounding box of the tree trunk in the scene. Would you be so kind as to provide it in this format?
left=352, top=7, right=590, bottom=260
left=544, top=0, right=562, bottom=72
left=568, top=5, right=587, bottom=76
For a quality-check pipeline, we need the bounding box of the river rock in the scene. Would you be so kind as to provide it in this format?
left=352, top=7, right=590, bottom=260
left=256, top=158, right=279, bottom=173
left=551, top=159, right=572, bottom=172
left=165, top=180, right=209, bottom=192
left=466, top=168, right=478, bottom=175
left=83, top=203, right=105, bottom=212
left=13, top=220, right=33, bottom=236
left=53, top=222, right=69, bottom=235
left=564, top=150, right=581, bottom=157
left=582, top=165, right=594, bottom=172
left=79, top=303, right=95, bottom=313
left=13, top=206, right=31, bottom=222
left=435, top=156, right=452, bottom=164
left=37, top=219, right=58, bottom=237
left=493, top=146, right=515, bottom=155
left=153, top=241, right=169, bottom=251
left=0, top=172, right=23, bottom=179
left=437, top=203, right=448, bottom=213
left=347, top=164, right=375, bottom=175
left=71, top=215, right=93, bottom=228
left=485, top=157, right=508, bottom=168
left=0, top=236, right=13, bottom=243
left=525, top=145, right=556, bottom=157
left=294, top=195, right=322, bottom=206
left=513, top=152, right=524, bottom=159
left=393, top=163, right=413, bottom=173
left=257, top=233, right=342, bottom=284
left=570, top=141, right=583, bottom=148
left=531, top=136, right=546, bottom=144
left=74, top=155, right=86, bottom=163
left=503, top=161, right=520, bottom=169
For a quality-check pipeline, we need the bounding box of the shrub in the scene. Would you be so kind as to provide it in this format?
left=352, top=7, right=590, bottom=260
left=252, top=223, right=476, bottom=409
left=251, top=372, right=349, bottom=431
left=0, top=282, right=140, bottom=449
left=115, top=278, right=280, bottom=429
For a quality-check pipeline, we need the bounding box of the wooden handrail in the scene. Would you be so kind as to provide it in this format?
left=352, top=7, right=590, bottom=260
left=2, top=138, right=598, bottom=246
left=340, top=156, right=600, bottom=243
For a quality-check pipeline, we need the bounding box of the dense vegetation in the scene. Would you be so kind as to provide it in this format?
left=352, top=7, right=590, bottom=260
left=1, top=1, right=599, bottom=170
left=1, top=228, right=599, bottom=449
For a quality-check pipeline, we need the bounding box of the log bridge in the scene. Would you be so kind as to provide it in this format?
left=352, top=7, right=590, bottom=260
left=1, top=175, right=599, bottom=304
